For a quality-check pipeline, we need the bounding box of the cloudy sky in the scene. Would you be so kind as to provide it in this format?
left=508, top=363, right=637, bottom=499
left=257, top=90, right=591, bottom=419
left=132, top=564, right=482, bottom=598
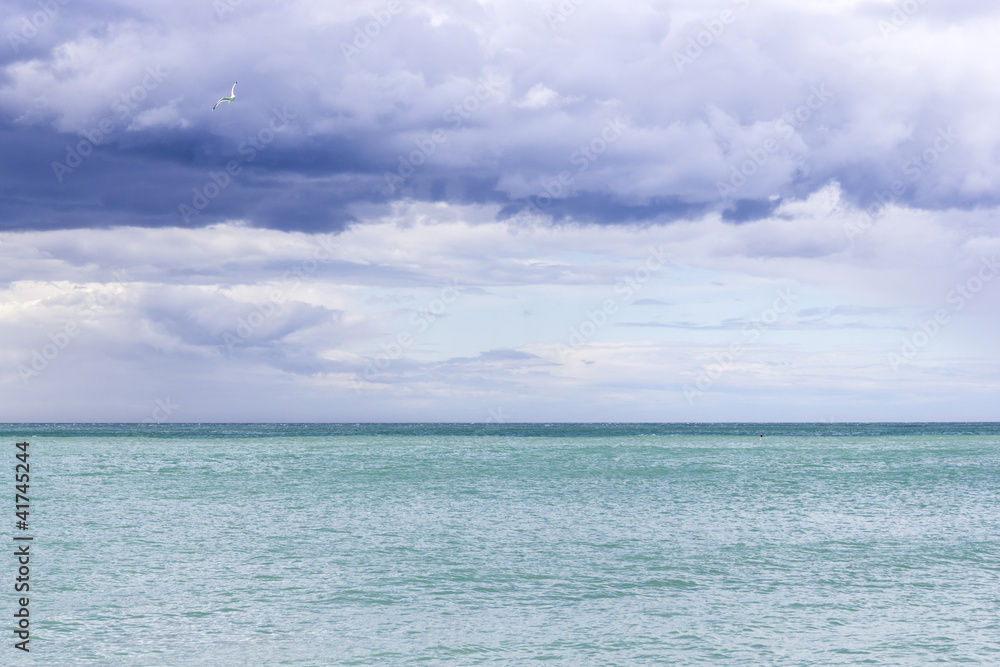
left=1, top=0, right=998, bottom=422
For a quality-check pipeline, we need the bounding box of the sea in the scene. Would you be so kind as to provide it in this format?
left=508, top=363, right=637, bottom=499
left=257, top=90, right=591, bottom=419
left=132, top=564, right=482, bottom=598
left=2, top=422, right=999, bottom=665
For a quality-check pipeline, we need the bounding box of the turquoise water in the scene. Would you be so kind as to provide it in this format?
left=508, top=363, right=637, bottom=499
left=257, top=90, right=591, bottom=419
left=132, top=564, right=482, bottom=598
left=3, top=423, right=999, bottom=665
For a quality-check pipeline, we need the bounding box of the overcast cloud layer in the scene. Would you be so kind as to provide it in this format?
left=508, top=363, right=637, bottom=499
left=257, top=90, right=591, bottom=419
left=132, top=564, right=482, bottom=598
left=4, top=0, right=1000, bottom=230
left=1, top=0, right=998, bottom=421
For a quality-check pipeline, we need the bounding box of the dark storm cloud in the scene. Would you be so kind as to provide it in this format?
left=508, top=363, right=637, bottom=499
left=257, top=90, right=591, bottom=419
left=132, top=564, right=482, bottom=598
left=2, top=0, right=999, bottom=232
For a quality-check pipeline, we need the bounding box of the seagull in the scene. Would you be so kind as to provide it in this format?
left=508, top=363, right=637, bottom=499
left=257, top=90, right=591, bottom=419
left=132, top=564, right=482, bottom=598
left=213, top=82, right=237, bottom=110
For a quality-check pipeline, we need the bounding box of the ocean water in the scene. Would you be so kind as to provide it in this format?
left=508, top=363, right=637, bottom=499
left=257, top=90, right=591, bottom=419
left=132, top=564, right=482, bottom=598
left=3, top=423, right=1000, bottom=665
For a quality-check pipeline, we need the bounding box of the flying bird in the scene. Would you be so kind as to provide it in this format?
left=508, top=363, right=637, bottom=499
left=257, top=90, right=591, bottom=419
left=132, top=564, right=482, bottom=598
left=213, top=82, right=237, bottom=110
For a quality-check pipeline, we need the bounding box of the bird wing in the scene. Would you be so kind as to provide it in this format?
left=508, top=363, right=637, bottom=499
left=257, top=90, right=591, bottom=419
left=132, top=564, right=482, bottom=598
left=213, top=83, right=237, bottom=109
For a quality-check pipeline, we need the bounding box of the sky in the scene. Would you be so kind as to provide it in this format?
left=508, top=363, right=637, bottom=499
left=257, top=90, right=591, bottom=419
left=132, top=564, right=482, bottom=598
left=0, top=0, right=998, bottom=422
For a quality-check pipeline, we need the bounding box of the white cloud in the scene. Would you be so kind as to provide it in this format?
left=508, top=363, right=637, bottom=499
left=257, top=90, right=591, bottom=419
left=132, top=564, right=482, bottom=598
left=1, top=190, right=997, bottom=420
left=2, top=1, right=999, bottom=419
left=514, top=83, right=561, bottom=109
left=127, top=101, right=190, bottom=131
left=3, top=0, right=999, bottom=224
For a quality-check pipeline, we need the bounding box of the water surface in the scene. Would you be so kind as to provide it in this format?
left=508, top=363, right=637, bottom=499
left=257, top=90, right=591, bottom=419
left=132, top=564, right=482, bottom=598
left=3, top=423, right=999, bottom=664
